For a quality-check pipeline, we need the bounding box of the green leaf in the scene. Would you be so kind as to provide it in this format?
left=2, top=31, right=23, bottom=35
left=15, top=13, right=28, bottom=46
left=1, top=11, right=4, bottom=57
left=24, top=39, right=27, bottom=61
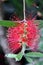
left=0, top=20, right=20, bottom=27
left=25, top=52, right=43, bottom=57
left=25, top=56, right=33, bottom=63
left=5, top=53, right=17, bottom=58
left=16, top=52, right=23, bottom=61
left=5, top=52, right=23, bottom=61
left=0, top=20, right=43, bottom=28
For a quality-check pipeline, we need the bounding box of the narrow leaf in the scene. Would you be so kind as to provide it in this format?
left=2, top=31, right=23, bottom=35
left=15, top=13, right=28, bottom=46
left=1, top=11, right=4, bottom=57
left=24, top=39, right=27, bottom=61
left=25, top=56, right=33, bottom=63
left=5, top=52, right=23, bottom=61
left=25, top=52, right=43, bottom=57
left=16, top=52, right=23, bottom=61
left=5, top=53, right=17, bottom=58
left=0, top=20, right=20, bottom=27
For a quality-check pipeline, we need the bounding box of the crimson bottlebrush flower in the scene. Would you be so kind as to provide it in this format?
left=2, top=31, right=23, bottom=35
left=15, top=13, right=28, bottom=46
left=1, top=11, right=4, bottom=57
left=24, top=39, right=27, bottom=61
left=7, top=20, right=40, bottom=53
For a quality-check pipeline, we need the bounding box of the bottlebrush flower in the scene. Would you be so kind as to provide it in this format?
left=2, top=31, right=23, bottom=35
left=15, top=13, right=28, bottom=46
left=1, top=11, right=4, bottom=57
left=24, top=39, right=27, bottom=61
left=7, top=20, right=40, bottom=53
